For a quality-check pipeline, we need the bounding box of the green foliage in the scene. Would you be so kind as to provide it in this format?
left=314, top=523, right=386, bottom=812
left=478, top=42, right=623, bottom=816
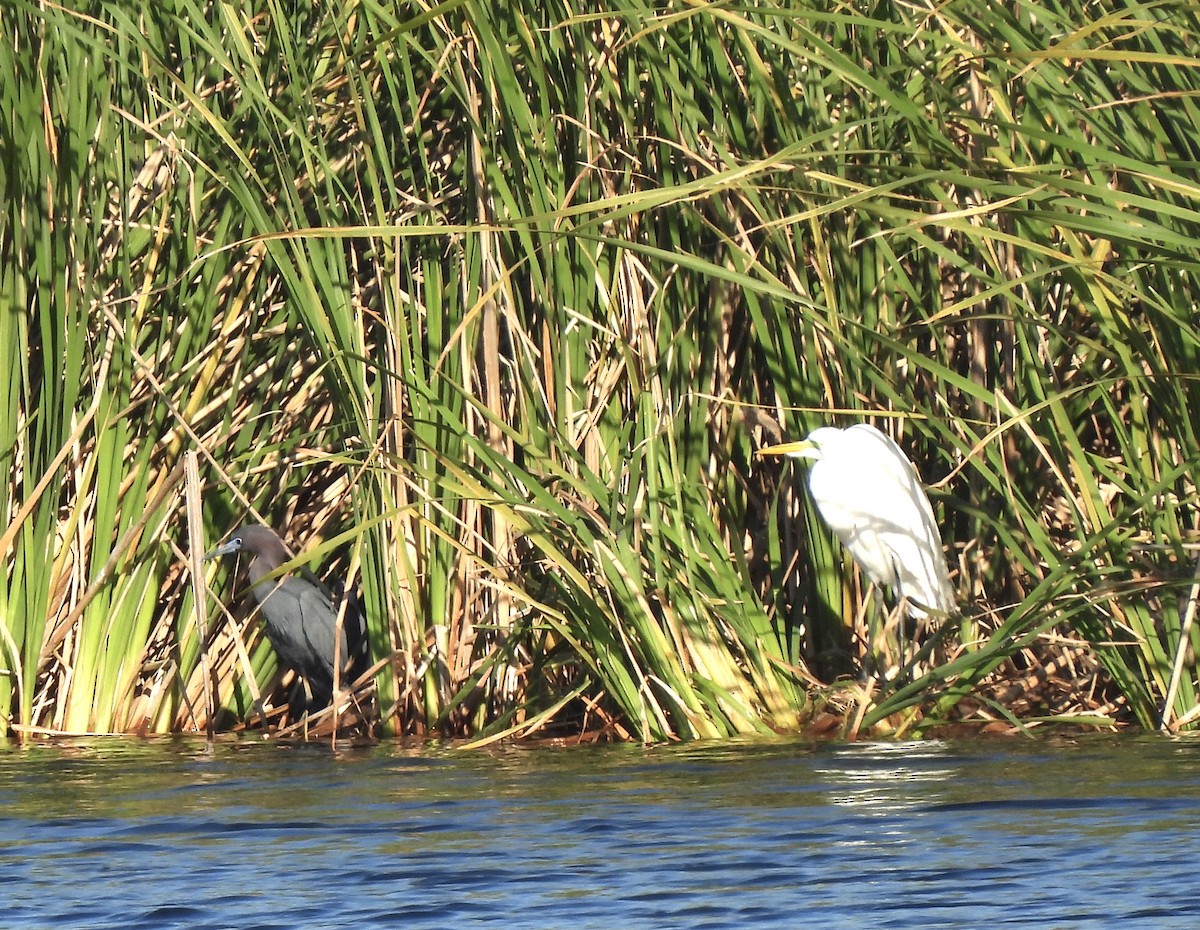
left=4, top=0, right=1200, bottom=739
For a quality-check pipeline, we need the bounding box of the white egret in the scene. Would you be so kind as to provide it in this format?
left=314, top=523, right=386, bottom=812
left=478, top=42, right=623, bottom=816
left=759, top=424, right=956, bottom=671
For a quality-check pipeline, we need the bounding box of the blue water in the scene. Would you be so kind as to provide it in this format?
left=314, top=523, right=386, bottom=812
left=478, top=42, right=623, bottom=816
left=1, top=736, right=1198, bottom=928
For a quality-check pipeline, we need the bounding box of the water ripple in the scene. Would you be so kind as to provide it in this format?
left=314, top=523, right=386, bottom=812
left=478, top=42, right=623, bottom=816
left=2, top=736, right=1200, bottom=928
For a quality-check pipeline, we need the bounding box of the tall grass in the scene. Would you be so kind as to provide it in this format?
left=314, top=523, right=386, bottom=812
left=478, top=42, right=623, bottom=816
left=4, top=0, right=1200, bottom=740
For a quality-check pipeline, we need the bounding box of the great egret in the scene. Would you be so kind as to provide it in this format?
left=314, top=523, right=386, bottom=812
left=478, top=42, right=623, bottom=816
left=759, top=424, right=955, bottom=670
left=206, top=525, right=368, bottom=716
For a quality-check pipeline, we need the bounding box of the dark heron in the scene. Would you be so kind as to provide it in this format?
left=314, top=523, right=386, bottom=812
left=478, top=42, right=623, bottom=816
left=205, top=525, right=367, bottom=716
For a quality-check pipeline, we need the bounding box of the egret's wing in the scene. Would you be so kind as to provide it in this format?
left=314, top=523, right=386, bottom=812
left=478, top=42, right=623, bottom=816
left=808, top=453, right=902, bottom=590
left=850, top=426, right=955, bottom=616
left=846, top=427, right=941, bottom=537
left=810, top=425, right=955, bottom=616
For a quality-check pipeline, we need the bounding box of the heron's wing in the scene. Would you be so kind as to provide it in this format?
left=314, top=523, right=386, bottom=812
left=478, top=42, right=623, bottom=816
left=299, top=581, right=370, bottom=681
left=334, top=587, right=370, bottom=668
left=253, top=579, right=320, bottom=677
left=290, top=581, right=338, bottom=682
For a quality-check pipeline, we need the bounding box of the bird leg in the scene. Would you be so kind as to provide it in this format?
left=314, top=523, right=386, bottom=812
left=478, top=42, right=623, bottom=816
left=252, top=697, right=267, bottom=727
left=857, top=583, right=887, bottom=683
left=286, top=677, right=314, bottom=727
left=900, top=604, right=959, bottom=681
left=892, top=595, right=910, bottom=682
left=871, top=592, right=910, bottom=685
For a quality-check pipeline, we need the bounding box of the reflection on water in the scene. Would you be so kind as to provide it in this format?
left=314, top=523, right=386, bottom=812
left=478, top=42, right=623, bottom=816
left=2, top=735, right=1199, bottom=928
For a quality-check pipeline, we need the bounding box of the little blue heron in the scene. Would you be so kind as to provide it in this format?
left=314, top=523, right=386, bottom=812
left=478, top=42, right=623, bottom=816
left=205, top=524, right=367, bottom=716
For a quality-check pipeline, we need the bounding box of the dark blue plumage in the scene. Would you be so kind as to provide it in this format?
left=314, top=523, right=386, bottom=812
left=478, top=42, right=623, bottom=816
left=206, top=525, right=367, bottom=713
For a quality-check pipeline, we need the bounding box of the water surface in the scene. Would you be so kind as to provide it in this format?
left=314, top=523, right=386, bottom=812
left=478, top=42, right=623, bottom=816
left=2, top=735, right=1198, bottom=928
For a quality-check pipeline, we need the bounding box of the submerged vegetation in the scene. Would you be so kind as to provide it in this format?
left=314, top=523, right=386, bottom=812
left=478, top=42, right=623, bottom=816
left=5, top=0, right=1200, bottom=741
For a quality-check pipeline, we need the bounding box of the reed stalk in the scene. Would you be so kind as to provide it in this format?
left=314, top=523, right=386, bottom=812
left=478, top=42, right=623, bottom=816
left=4, top=0, right=1200, bottom=740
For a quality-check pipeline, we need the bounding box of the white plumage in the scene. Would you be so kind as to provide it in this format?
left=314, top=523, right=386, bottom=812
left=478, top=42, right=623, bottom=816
left=762, top=424, right=955, bottom=619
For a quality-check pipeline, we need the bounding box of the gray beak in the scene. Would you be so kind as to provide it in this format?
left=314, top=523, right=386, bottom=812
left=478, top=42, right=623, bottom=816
left=203, top=538, right=242, bottom=562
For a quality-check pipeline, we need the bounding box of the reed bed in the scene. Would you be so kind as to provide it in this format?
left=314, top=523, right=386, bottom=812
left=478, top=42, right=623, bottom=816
left=4, top=0, right=1200, bottom=741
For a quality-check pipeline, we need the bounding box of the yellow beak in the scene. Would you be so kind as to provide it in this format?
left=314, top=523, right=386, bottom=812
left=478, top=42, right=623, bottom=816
left=756, top=440, right=814, bottom=458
